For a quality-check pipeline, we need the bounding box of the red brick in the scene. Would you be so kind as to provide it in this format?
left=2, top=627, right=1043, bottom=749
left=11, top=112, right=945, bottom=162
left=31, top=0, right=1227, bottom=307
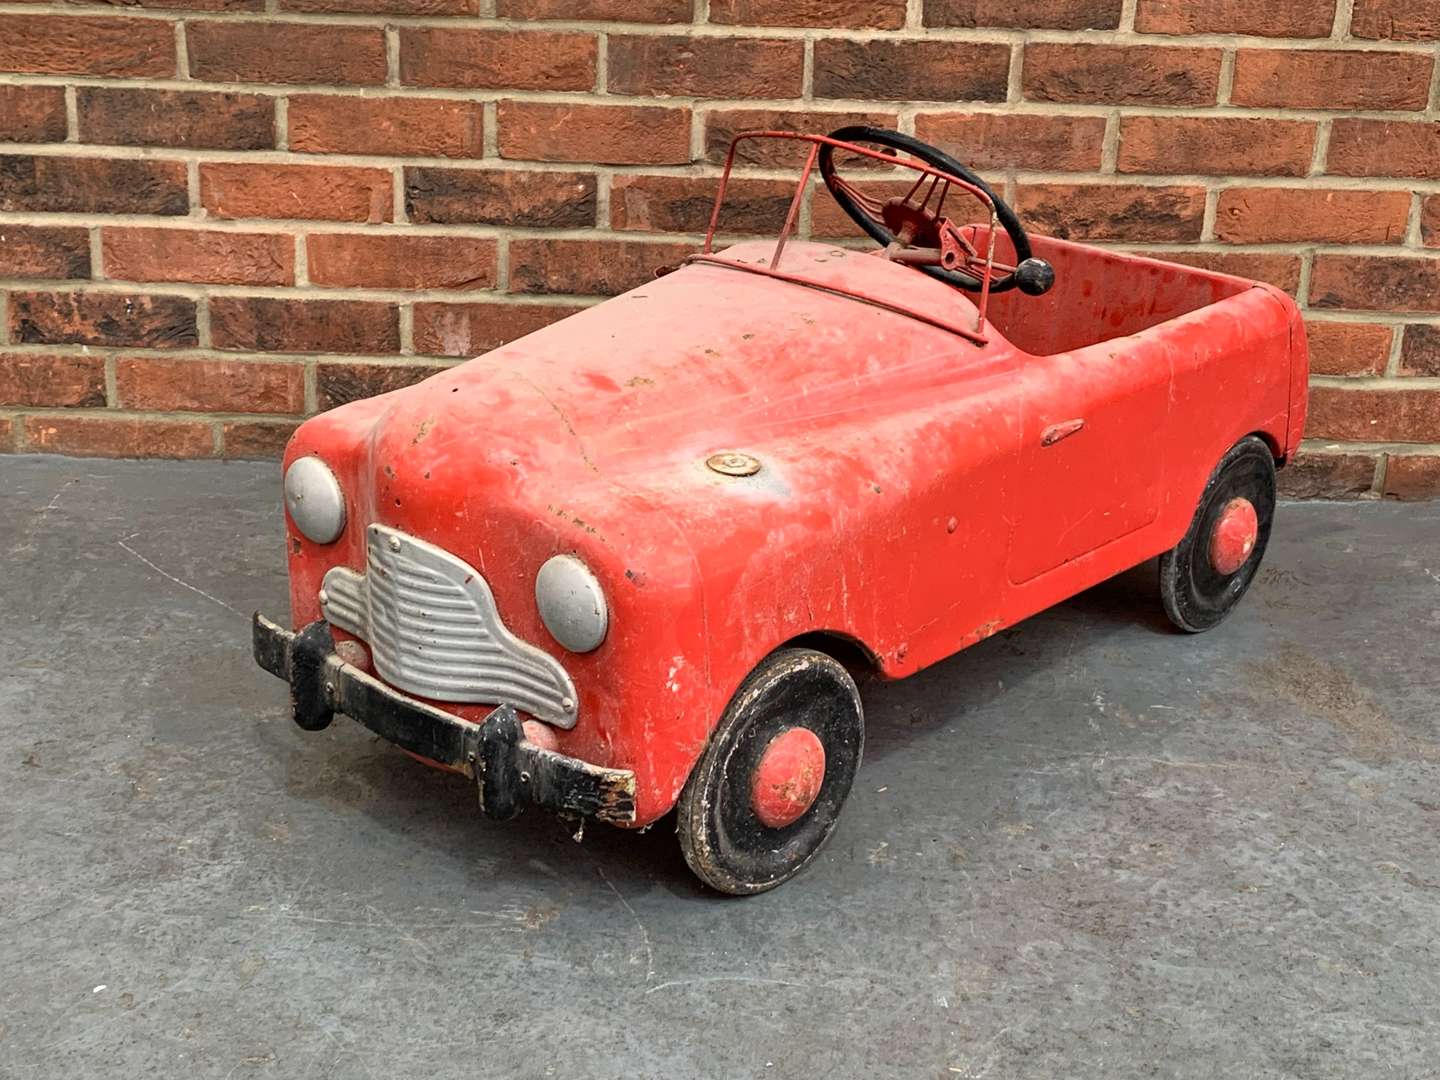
left=0, top=15, right=175, bottom=77
left=1214, top=188, right=1411, bottom=245
left=24, top=417, right=215, bottom=459
left=1384, top=455, right=1440, bottom=499
left=712, top=0, right=906, bottom=28
left=318, top=362, right=444, bottom=410
left=0, top=155, right=188, bottom=215
left=925, top=0, right=1121, bottom=28
left=1400, top=324, right=1440, bottom=376
left=1232, top=50, right=1432, bottom=111
left=1015, top=184, right=1206, bottom=242
left=1303, top=322, right=1395, bottom=376
left=1145, top=251, right=1302, bottom=295
left=1311, top=255, right=1440, bottom=314
left=1422, top=194, right=1440, bottom=247
left=1024, top=44, right=1221, bottom=107
left=78, top=88, right=274, bottom=151
left=1307, top=386, right=1440, bottom=443
left=498, top=102, right=691, bottom=165
left=1352, top=0, right=1440, bottom=41
left=223, top=420, right=300, bottom=459
left=306, top=234, right=498, bottom=291
left=814, top=39, right=1009, bottom=102
left=211, top=297, right=399, bottom=354
left=102, top=228, right=293, bottom=287
left=496, top=0, right=690, bottom=19
left=199, top=163, right=392, bottom=223
left=610, top=35, right=804, bottom=98
left=405, top=167, right=596, bottom=227
left=0, top=225, right=90, bottom=280
left=60, top=0, right=262, bottom=9
left=1135, top=0, right=1334, bottom=37
left=1277, top=451, right=1378, bottom=499
left=0, top=354, right=106, bottom=408
left=0, top=86, right=67, bottom=143
left=509, top=238, right=694, bottom=296
left=413, top=301, right=586, bottom=357
left=400, top=29, right=596, bottom=91
left=1118, top=117, right=1315, bottom=177
left=281, top=0, right=477, bottom=12
left=117, top=357, right=306, bottom=414
left=612, top=175, right=793, bottom=234
left=915, top=112, right=1106, bottom=172
left=704, top=108, right=900, bottom=167
left=289, top=96, right=484, bottom=159
left=8, top=291, right=197, bottom=349
left=187, top=21, right=386, bottom=86
left=1328, top=120, right=1440, bottom=180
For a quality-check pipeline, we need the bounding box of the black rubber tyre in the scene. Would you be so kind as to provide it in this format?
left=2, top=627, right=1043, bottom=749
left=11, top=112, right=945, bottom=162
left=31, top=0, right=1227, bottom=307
left=1160, top=436, right=1277, bottom=633
left=677, top=648, right=864, bottom=895
left=818, top=125, right=1033, bottom=293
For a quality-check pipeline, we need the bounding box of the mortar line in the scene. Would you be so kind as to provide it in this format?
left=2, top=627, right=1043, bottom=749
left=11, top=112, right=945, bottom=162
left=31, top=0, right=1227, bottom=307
left=63, top=86, right=79, bottom=142
left=174, top=20, right=190, bottom=81
left=397, top=303, right=414, bottom=354
left=103, top=354, right=119, bottom=409
left=1217, top=49, right=1236, bottom=106
left=3, top=76, right=1440, bottom=119
left=274, top=96, right=289, bottom=151
left=1385, top=323, right=1407, bottom=377
left=84, top=225, right=104, bottom=281
left=1334, top=0, right=1356, bottom=39
left=1309, top=119, right=1332, bottom=177
left=478, top=101, right=499, bottom=161
left=385, top=26, right=401, bottom=89
left=7, top=5, right=1432, bottom=49
left=8, top=139, right=1440, bottom=190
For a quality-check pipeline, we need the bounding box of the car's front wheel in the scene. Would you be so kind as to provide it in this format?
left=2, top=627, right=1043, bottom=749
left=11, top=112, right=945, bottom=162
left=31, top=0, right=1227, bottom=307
left=1160, top=435, right=1277, bottom=633
left=677, top=648, right=863, bottom=895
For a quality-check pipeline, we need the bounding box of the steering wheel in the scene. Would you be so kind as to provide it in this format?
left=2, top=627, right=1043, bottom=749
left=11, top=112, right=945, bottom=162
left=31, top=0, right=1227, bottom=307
left=818, top=126, right=1053, bottom=296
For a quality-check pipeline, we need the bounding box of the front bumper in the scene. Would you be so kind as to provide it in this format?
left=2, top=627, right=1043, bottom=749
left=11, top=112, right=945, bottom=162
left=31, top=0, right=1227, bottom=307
left=252, top=612, right=637, bottom=825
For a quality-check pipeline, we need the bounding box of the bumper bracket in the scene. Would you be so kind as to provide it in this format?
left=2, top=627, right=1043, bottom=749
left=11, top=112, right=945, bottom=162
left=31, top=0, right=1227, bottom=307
left=252, top=612, right=637, bottom=825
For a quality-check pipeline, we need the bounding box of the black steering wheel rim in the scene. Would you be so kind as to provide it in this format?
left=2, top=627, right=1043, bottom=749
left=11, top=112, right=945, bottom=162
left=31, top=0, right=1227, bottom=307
left=818, top=125, right=1033, bottom=294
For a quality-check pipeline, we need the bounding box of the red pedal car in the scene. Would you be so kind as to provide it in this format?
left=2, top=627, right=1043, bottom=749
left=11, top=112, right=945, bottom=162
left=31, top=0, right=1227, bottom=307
left=255, top=128, right=1309, bottom=893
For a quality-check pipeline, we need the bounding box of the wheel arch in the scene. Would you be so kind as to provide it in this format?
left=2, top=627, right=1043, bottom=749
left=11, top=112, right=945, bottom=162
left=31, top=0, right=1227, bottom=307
left=777, top=629, right=881, bottom=681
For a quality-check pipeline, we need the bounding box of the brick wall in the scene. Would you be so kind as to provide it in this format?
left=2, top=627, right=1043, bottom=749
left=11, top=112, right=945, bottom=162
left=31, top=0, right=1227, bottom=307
left=1, top=0, right=1438, bottom=498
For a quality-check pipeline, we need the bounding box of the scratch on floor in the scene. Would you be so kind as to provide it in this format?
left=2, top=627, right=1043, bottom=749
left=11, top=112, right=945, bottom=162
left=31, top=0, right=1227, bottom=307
left=117, top=533, right=242, bottom=617
left=597, top=866, right=655, bottom=983
left=644, top=975, right=812, bottom=995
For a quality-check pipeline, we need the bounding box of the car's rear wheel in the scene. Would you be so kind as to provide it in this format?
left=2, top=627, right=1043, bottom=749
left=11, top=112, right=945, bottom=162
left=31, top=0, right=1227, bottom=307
left=1160, top=436, right=1277, bottom=633
left=677, top=648, right=863, bottom=895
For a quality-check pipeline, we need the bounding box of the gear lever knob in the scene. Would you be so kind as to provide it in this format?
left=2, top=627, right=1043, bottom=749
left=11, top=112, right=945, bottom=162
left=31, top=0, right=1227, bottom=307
left=1015, top=258, right=1056, bottom=296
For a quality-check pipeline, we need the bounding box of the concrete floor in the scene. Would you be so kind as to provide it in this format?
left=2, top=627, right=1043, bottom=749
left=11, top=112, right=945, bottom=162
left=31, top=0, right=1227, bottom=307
left=2, top=454, right=1438, bottom=1079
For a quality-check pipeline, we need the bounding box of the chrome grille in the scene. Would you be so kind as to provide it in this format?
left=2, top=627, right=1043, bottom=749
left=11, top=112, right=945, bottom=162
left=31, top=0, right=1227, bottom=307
left=320, top=524, right=578, bottom=727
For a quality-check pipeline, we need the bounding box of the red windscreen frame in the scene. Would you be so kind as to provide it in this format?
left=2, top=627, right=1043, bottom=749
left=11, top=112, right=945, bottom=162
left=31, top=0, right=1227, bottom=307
left=702, top=130, right=1002, bottom=338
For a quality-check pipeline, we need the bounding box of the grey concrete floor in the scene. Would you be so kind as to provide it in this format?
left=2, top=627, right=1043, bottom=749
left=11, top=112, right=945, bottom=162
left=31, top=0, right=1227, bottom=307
left=2, top=455, right=1438, bottom=1079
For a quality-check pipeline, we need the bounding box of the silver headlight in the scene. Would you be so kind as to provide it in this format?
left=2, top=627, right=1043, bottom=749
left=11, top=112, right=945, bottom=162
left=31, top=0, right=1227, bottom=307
left=535, top=555, right=608, bottom=653
left=284, top=456, right=346, bottom=544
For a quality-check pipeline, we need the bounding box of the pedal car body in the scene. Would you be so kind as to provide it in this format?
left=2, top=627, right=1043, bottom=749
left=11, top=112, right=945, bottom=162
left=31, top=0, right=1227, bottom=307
left=255, top=128, right=1308, bottom=893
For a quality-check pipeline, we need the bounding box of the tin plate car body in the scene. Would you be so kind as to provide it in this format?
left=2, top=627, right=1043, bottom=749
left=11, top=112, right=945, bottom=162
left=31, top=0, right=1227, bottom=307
left=259, top=129, right=1308, bottom=862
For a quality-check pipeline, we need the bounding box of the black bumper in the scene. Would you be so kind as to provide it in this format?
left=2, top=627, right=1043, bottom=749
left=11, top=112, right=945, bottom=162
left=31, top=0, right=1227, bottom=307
left=252, top=612, right=636, bottom=825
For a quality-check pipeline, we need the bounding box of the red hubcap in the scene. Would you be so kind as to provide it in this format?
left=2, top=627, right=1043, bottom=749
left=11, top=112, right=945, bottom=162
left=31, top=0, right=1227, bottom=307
left=750, top=727, right=826, bottom=829
left=1208, top=497, right=1259, bottom=576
